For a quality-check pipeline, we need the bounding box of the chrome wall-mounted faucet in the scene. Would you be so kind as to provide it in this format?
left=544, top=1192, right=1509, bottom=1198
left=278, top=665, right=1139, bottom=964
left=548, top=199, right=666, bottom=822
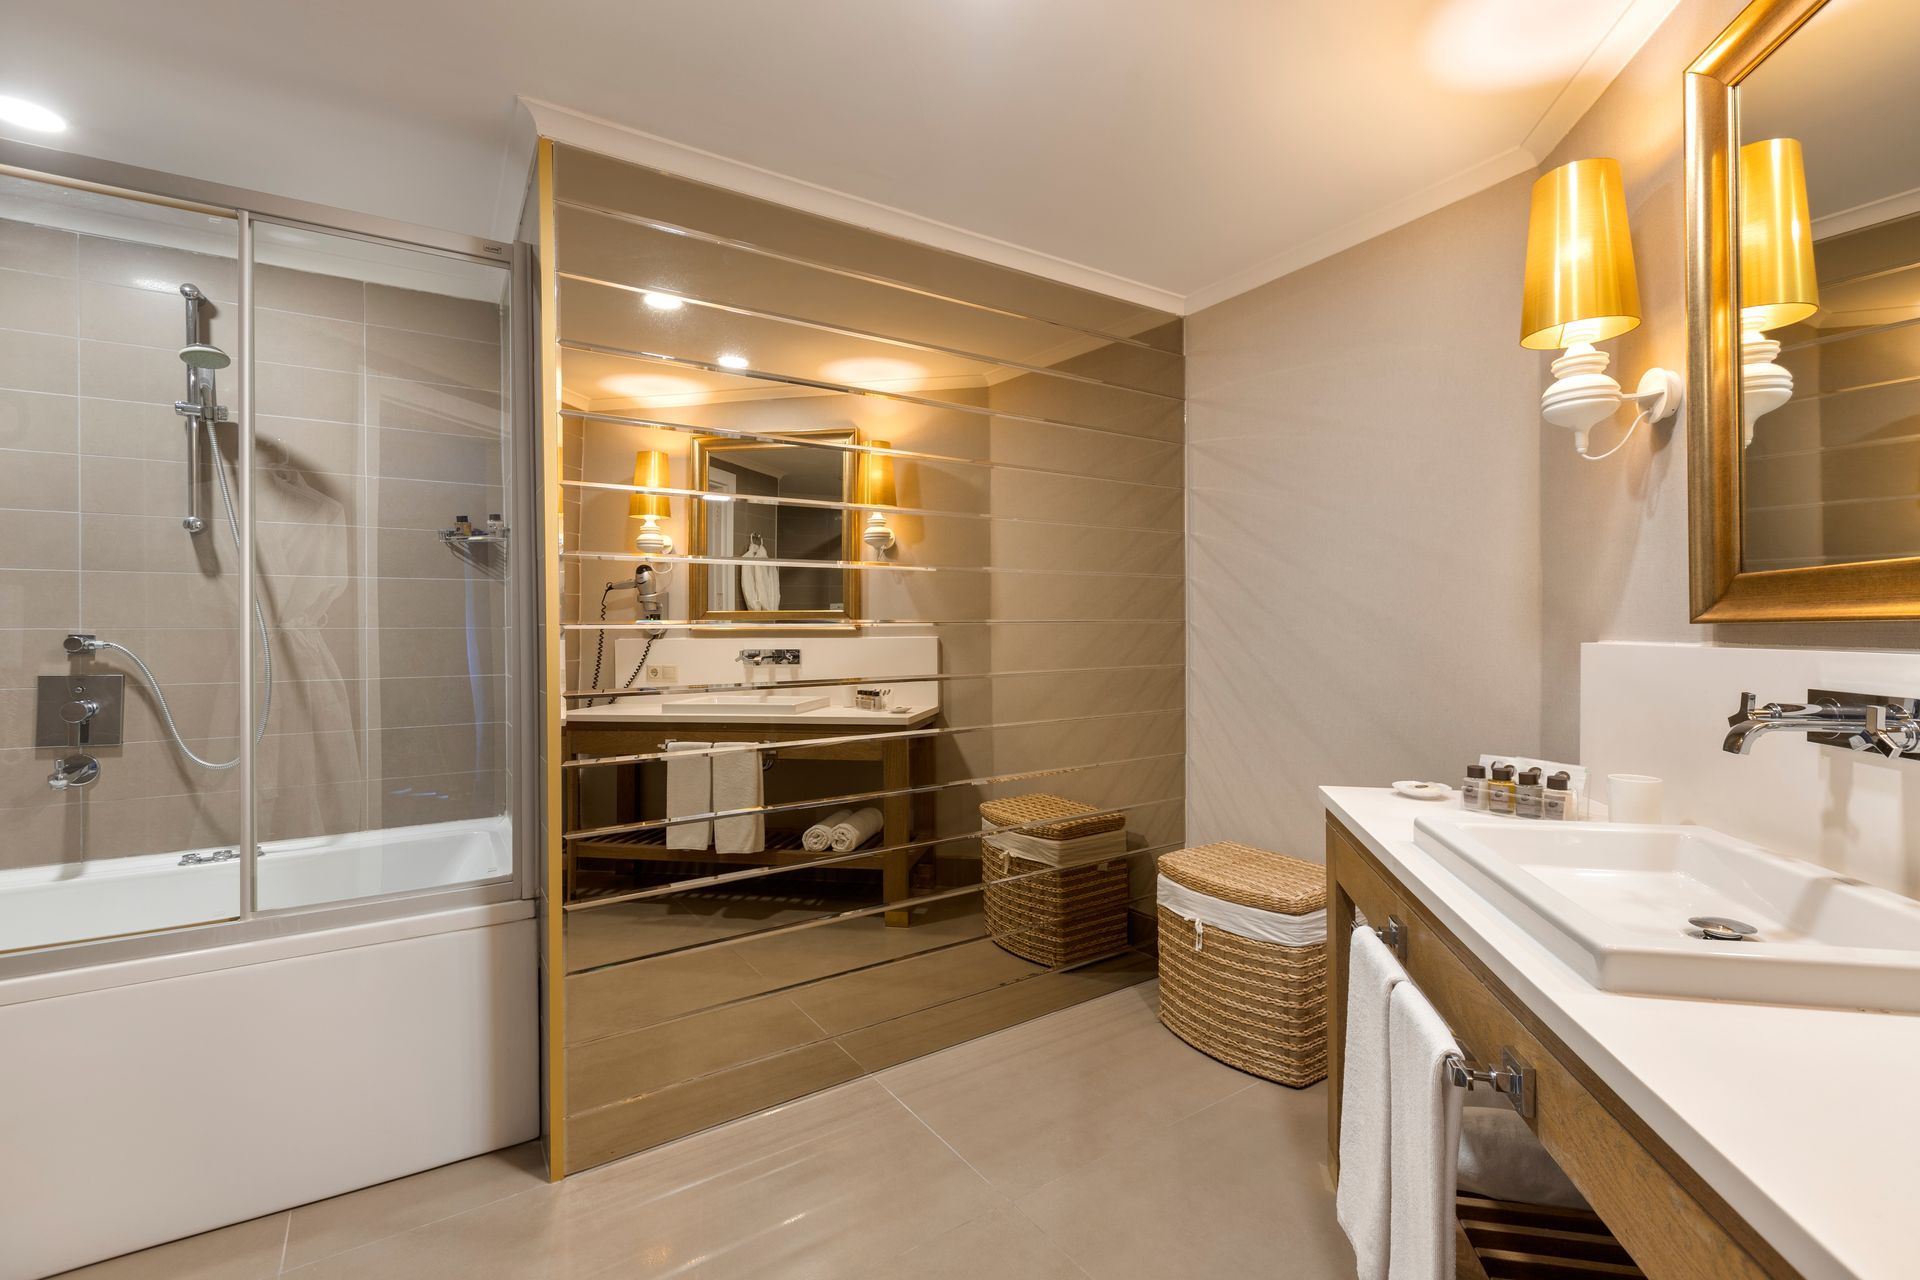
left=738, top=648, right=800, bottom=667
left=1723, top=689, right=1920, bottom=759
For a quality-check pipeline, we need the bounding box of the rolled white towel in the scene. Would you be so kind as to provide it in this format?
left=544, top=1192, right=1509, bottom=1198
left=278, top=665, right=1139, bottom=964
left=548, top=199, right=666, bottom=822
left=804, top=808, right=855, bottom=852
left=830, top=806, right=884, bottom=853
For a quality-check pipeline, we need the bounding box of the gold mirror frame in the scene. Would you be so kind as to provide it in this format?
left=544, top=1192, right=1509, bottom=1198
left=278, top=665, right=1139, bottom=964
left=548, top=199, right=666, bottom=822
left=1686, top=0, right=1920, bottom=620
left=688, top=428, right=863, bottom=624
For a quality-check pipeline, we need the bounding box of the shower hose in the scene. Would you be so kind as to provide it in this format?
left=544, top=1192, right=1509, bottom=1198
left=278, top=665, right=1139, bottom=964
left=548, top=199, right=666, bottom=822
left=94, top=416, right=273, bottom=770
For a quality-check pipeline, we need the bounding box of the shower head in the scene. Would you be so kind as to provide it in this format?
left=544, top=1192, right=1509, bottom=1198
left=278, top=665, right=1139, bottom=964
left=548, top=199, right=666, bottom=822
left=179, top=342, right=231, bottom=369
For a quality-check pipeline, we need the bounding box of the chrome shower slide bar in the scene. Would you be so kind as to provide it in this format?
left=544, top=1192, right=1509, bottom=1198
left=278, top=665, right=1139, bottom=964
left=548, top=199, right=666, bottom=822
left=553, top=195, right=1180, bottom=358
left=558, top=410, right=1182, bottom=494
left=558, top=339, right=1178, bottom=447
left=563, top=796, right=1184, bottom=914
left=558, top=270, right=1182, bottom=403
left=563, top=749, right=1183, bottom=842
left=563, top=701, right=1184, bottom=769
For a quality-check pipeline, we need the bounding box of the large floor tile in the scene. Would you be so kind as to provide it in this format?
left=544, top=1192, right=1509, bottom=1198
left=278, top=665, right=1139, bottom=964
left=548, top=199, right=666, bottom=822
left=877, top=982, right=1251, bottom=1197
left=785, top=937, right=1044, bottom=1038
left=851, top=1205, right=1090, bottom=1280
left=53, top=1212, right=289, bottom=1280
left=1014, top=1081, right=1354, bottom=1280
left=282, top=1142, right=546, bottom=1270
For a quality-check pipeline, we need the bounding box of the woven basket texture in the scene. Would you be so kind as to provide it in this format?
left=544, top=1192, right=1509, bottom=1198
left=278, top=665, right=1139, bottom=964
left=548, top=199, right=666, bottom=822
left=979, top=792, right=1125, bottom=841
left=982, top=840, right=1129, bottom=968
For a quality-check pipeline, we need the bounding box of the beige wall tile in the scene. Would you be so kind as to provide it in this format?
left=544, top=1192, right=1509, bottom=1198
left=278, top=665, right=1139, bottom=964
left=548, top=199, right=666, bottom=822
left=0, top=266, right=77, bottom=336
left=366, top=283, right=501, bottom=343
left=0, top=447, right=77, bottom=511
left=255, top=361, right=360, bottom=424
left=366, top=375, right=503, bottom=437
left=0, top=330, right=77, bottom=395
left=77, top=236, right=236, bottom=302
left=0, top=509, right=77, bottom=569
left=256, top=264, right=363, bottom=322
left=366, top=325, right=500, bottom=391
left=0, top=221, right=76, bottom=276
left=371, top=425, right=501, bottom=485
left=78, top=337, right=179, bottom=404
left=258, top=307, right=364, bottom=373
left=0, top=388, right=75, bottom=453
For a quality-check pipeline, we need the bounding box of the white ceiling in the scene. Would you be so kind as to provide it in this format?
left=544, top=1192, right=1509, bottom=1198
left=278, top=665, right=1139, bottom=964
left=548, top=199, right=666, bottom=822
left=2, top=0, right=1680, bottom=313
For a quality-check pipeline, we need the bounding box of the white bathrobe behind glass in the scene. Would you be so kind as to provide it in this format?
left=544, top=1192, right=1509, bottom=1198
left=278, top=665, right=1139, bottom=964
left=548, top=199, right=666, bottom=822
left=740, top=534, right=780, bottom=612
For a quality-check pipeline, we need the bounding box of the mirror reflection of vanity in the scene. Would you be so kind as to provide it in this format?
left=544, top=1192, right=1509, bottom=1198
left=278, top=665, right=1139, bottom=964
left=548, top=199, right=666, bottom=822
left=690, top=428, right=861, bottom=623
left=1688, top=0, right=1920, bottom=619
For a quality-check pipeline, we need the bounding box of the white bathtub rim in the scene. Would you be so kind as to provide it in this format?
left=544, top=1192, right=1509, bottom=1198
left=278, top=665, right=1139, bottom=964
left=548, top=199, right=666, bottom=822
left=0, top=897, right=533, bottom=1009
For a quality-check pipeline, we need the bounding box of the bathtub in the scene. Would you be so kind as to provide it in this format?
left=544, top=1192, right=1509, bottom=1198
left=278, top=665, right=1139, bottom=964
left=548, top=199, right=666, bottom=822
left=0, top=815, right=536, bottom=1280
left=0, top=816, right=513, bottom=954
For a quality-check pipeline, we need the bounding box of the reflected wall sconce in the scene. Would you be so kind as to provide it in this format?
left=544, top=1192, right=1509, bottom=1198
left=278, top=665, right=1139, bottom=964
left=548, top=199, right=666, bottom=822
left=1738, top=137, right=1819, bottom=447
left=629, top=450, right=674, bottom=555
left=861, top=440, right=897, bottom=552
left=1520, top=158, right=1683, bottom=460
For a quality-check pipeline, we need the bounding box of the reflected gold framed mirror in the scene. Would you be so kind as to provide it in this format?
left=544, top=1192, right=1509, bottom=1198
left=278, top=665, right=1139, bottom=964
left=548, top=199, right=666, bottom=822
left=688, top=428, right=862, bottom=623
left=1686, top=0, right=1920, bottom=619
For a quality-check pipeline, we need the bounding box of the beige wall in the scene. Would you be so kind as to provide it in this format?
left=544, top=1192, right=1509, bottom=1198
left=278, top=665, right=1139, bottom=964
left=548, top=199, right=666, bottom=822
left=0, top=215, right=509, bottom=869
left=1187, top=0, right=1920, bottom=861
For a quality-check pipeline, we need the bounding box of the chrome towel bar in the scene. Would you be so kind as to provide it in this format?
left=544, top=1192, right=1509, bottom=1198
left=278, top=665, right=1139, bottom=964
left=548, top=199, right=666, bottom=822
left=1447, top=1047, right=1535, bottom=1119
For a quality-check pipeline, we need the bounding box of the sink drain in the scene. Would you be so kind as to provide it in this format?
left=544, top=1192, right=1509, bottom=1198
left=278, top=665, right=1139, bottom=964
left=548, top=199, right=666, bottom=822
left=1688, top=915, right=1759, bottom=942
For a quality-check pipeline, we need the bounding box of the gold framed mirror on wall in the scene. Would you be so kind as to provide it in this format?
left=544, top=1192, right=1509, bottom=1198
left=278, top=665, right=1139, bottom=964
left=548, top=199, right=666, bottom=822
left=1687, top=0, right=1920, bottom=620
left=688, top=428, right=863, bottom=623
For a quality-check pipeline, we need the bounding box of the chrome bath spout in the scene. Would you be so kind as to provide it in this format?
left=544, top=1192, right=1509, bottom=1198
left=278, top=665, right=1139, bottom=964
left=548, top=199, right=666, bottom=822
left=1723, top=691, right=1920, bottom=757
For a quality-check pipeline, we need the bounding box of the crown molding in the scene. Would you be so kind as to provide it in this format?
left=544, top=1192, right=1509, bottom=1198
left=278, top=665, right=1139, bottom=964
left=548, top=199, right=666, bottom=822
left=520, top=98, right=1185, bottom=316
left=1522, top=0, right=1686, bottom=160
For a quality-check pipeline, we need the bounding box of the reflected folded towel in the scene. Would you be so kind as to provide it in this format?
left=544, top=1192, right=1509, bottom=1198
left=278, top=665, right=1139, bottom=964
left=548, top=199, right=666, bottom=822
left=830, top=806, right=883, bottom=853
left=1337, top=926, right=1409, bottom=1280
left=665, top=741, right=713, bottom=851
left=1458, top=1099, right=1588, bottom=1210
left=712, top=744, right=765, bottom=855
left=1387, top=981, right=1463, bottom=1280
left=804, top=808, right=855, bottom=852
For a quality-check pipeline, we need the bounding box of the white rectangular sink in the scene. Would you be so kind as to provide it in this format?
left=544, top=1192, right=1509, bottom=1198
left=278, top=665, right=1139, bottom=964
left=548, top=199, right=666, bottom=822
left=663, top=694, right=829, bottom=717
left=1413, top=817, right=1920, bottom=1012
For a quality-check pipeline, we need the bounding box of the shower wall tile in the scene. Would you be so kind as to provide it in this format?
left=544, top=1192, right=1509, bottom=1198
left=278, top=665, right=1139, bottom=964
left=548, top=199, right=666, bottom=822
left=257, top=263, right=364, bottom=322
left=258, top=308, right=366, bottom=373
left=366, top=376, right=502, bottom=437
left=371, top=424, right=503, bottom=485
left=366, top=324, right=500, bottom=391
left=0, top=389, right=76, bottom=453
left=77, top=278, right=237, bottom=352
left=258, top=414, right=364, bottom=476
left=78, top=338, right=180, bottom=404
left=366, top=283, right=501, bottom=343
left=255, top=361, right=361, bottom=423
left=0, top=570, right=79, bottom=637
left=0, top=221, right=75, bottom=276
left=77, top=238, right=237, bottom=302
left=0, top=448, right=77, bottom=511
left=78, top=395, right=186, bottom=460
left=0, top=330, right=77, bottom=395
left=0, top=509, right=77, bottom=569
left=0, top=267, right=78, bottom=335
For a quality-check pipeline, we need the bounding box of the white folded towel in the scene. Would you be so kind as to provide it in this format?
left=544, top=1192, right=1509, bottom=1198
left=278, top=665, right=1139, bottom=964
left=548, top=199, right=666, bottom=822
left=830, top=806, right=883, bottom=853
left=665, top=741, right=713, bottom=851
left=1337, top=925, right=1409, bottom=1280
left=1458, top=1099, right=1588, bottom=1210
left=804, top=808, right=855, bottom=852
left=712, top=744, right=765, bottom=855
left=1387, top=982, right=1463, bottom=1280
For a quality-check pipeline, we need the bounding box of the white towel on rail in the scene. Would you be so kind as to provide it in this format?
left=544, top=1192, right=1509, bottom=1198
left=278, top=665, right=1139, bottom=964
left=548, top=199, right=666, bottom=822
left=1387, top=981, right=1463, bottom=1280
left=666, top=741, right=713, bottom=851
left=712, top=744, right=765, bottom=855
left=830, top=806, right=883, bottom=853
left=1457, top=1099, right=1587, bottom=1210
left=804, top=808, right=855, bottom=852
left=1337, top=925, right=1408, bottom=1280
left=740, top=541, right=780, bottom=612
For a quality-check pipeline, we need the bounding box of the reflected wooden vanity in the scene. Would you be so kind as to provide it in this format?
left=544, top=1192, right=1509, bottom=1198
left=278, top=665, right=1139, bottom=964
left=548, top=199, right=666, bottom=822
left=1325, top=813, right=1799, bottom=1280
left=563, top=708, right=938, bottom=926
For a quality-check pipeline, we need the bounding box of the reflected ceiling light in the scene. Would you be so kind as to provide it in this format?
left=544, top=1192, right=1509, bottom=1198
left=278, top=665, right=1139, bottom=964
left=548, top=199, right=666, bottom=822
left=1422, top=0, right=1600, bottom=88
left=821, top=356, right=929, bottom=388
left=599, top=372, right=709, bottom=403
left=0, top=95, right=67, bottom=133
left=642, top=291, right=684, bottom=311
left=716, top=352, right=750, bottom=370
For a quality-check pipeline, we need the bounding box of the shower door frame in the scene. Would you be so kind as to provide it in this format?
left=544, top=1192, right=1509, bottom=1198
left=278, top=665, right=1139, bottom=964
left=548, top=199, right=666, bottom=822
left=0, top=139, right=540, bottom=977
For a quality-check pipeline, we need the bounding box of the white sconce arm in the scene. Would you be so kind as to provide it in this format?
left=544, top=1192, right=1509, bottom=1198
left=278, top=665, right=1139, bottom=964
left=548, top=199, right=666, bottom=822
left=1540, top=342, right=1684, bottom=459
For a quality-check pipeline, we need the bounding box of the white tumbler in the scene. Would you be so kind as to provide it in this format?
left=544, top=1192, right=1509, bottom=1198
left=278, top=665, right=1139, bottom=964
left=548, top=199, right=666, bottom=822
left=1607, top=774, right=1663, bottom=825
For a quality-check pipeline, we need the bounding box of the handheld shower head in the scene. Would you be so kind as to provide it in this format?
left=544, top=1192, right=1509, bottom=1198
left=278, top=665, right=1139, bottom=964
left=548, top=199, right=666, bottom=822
left=179, top=343, right=231, bottom=369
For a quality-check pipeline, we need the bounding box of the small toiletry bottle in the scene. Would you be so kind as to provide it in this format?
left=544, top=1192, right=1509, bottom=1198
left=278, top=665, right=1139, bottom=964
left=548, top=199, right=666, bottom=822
left=1461, top=763, right=1487, bottom=811
left=1486, top=762, right=1517, bottom=816
left=1516, top=766, right=1544, bottom=819
left=1543, top=771, right=1574, bottom=821
left=453, top=514, right=472, bottom=537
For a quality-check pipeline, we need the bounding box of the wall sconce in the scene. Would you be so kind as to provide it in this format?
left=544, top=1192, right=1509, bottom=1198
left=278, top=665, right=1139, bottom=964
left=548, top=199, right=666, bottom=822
left=1738, top=137, right=1818, bottom=448
left=861, top=439, right=896, bottom=552
left=1520, top=158, right=1683, bottom=459
left=628, top=450, right=673, bottom=555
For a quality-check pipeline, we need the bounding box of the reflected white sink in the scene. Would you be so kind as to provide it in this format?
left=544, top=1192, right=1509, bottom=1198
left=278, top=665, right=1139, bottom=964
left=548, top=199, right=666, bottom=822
left=664, top=694, right=829, bottom=717
left=1413, top=817, right=1920, bottom=1012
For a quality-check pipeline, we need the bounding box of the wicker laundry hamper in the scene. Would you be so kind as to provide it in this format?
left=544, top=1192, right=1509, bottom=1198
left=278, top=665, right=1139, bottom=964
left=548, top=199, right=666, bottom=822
left=1156, top=841, right=1329, bottom=1087
left=979, top=793, right=1130, bottom=967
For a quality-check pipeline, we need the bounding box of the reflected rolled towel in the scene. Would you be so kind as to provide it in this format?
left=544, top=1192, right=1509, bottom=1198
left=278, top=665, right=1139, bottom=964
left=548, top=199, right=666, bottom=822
left=804, top=808, right=855, bottom=852
left=830, top=806, right=884, bottom=853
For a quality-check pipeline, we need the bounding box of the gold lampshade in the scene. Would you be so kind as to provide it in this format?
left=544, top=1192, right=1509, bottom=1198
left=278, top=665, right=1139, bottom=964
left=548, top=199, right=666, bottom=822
left=1739, top=137, right=1819, bottom=332
left=627, top=450, right=670, bottom=520
left=862, top=440, right=895, bottom=508
left=1519, top=158, right=1642, bottom=351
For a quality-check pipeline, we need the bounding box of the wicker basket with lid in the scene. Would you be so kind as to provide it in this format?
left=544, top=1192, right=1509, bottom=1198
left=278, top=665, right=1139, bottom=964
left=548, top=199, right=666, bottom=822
left=980, top=793, right=1129, bottom=967
left=1156, top=840, right=1329, bottom=1087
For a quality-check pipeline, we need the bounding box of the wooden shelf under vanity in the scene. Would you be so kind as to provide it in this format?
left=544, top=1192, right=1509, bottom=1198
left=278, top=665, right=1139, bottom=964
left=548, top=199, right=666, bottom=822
left=1325, top=812, right=1803, bottom=1280
left=564, top=711, right=937, bottom=926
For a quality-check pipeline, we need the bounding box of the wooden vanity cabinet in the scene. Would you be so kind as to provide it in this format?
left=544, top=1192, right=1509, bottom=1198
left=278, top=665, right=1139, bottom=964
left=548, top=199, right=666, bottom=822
left=1324, top=814, right=1799, bottom=1280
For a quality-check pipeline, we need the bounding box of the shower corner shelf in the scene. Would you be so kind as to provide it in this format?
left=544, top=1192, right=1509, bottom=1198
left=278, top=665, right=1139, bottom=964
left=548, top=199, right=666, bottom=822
left=440, top=516, right=509, bottom=547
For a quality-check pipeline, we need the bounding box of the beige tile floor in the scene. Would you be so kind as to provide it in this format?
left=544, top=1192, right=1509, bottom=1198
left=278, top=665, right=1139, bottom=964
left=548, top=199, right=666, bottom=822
left=58, top=982, right=1354, bottom=1280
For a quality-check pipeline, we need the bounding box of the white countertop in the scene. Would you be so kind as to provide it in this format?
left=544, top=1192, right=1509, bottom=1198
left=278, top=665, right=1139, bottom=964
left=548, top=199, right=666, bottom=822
left=1322, top=785, right=1920, bottom=1280
left=565, top=701, right=939, bottom=728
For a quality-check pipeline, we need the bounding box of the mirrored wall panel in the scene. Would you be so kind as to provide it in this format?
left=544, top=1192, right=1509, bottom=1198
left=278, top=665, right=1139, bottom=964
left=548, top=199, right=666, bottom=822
left=540, top=141, right=1185, bottom=1173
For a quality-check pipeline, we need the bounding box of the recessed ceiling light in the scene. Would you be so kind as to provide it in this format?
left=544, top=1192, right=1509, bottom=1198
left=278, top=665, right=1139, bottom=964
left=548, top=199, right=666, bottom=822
left=642, top=292, right=684, bottom=312
left=716, top=353, right=749, bottom=370
left=0, top=95, right=67, bottom=134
